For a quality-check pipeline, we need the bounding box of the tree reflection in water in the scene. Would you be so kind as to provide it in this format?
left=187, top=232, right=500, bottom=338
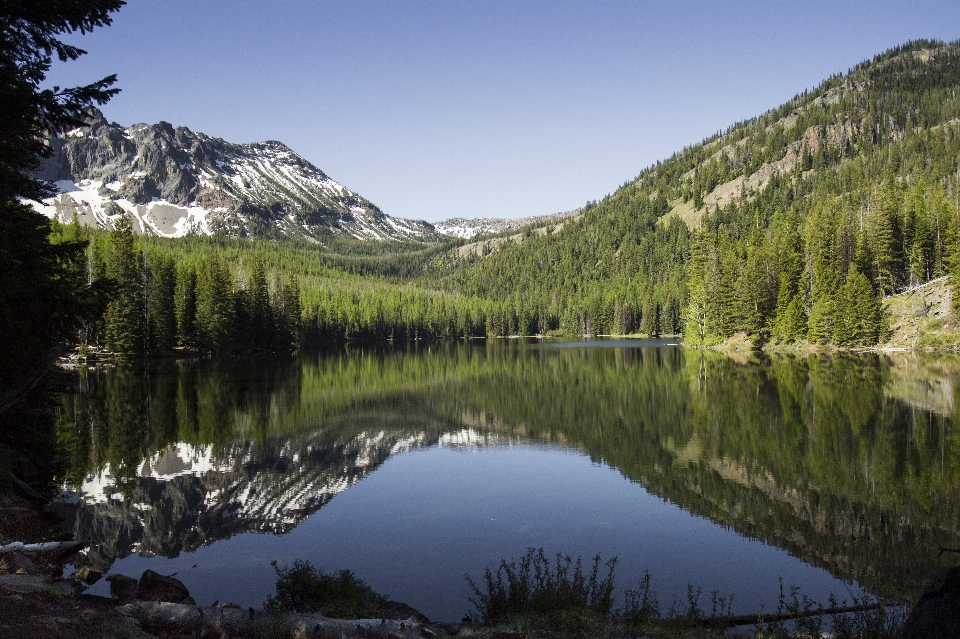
left=55, top=342, right=960, bottom=605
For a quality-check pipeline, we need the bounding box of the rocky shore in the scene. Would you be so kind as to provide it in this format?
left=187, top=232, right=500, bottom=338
left=0, top=488, right=457, bottom=638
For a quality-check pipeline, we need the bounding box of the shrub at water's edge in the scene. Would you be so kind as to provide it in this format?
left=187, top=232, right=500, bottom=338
left=465, top=547, right=617, bottom=626
left=264, top=559, right=388, bottom=619
left=459, top=548, right=906, bottom=638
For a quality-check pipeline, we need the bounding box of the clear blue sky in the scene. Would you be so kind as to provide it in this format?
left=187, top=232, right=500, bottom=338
left=46, top=0, right=960, bottom=223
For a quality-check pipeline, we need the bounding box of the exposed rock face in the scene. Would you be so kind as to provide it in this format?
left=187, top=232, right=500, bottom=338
left=901, top=566, right=960, bottom=639
left=28, top=109, right=442, bottom=242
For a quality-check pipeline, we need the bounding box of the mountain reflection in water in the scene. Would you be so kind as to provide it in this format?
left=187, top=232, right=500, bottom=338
left=54, top=341, right=960, bottom=617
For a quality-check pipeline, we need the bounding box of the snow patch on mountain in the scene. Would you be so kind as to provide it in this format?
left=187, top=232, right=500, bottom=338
left=30, top=179, right=213, bottom=237
left=435, top=209, right=581, bottom=239
left=28, top=109, right=442, bottom=243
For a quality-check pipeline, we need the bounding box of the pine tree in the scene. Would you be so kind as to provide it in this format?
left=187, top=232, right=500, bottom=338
left=780, top=294, right=808, bottom=342
left=104, top=216, right=145, bottom=354
left=249, top=255, right=272, bottom=348
left=175, top=264, right=197, bottom=348
left=640, top=296, right=660, bottom=338
left=846, top=266, right=882, bottom=345
left=906, top=183, right=934, bottom=285
left=146, top=252, right=176, bottom=353
left=195, top=256, right=235, bottom=353
left=870, top=179, right=905, bottom=294
left=683, top=233, right=710, bottom=343
left=831, top=288, right=854, bottom=347
left=1, top=0, right=123, bottom=397
left=230, top=259, right=253, bottom=347
left=737, top=239, right=772, bottom=343
left=712, top=234, right=739, bottom=338
left=806, top=294, right=834, bottom=344
left=800, top=145, right=813, bottom=171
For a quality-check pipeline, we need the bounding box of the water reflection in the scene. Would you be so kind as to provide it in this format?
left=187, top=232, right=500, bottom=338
left=55, top=342, right=960, bottom=612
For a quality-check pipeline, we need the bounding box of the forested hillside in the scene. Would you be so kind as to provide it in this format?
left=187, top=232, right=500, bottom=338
left=444, top=39, right=960, bottom=346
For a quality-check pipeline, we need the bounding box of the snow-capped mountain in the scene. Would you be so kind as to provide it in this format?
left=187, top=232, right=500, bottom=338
left=29, top=109, right=442, bottom=242
left=434, top=208, right=581, bottom=239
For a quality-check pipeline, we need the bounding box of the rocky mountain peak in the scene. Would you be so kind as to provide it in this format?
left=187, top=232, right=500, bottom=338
left=28, top=109, right=442, bottom=242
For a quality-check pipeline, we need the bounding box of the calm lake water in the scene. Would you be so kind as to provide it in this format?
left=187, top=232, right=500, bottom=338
left=54, top=340, right=960, bottom=621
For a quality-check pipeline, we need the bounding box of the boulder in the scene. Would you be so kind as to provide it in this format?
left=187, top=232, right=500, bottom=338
left=137, top=569, right=190, bottom=603
left=0, top=573, right=49, bottom=594
left=72, top=565, right=103, bottom=584
left=901, top=566, right=960, bottom=639
left=0, top=551, right=41, bottom=575
left=106, top=573, right=139, bottom=602
left=119, top=602, right=204, bottom=634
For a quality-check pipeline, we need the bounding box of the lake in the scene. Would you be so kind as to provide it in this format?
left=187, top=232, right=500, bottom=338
left=53, top=340, right=960, bottom=621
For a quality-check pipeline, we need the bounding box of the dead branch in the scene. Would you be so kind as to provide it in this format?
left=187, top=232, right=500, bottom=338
left=119, top=602, right=427, bottom=638
left=937, top=543, right=960, bottom=557
left=0, top=540, right=88, bottom=557
left=7, top=473, right=45, bottom=502
left=692, top=602, right=884, bottom=629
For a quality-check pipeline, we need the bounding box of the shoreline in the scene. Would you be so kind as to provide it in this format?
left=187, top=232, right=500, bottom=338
left=0, top=489, right=449, bottom=638
left=0, top=522, right=922, bottom=639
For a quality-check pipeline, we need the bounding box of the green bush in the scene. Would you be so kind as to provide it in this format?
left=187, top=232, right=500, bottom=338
left=465, top=547, right=617, bottom=625
left=264, top=560, right=387, bottom=618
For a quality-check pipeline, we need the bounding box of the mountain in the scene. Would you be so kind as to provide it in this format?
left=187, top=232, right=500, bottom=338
left=28, top=109, right=443, bottom=242
left=435, top=208, right=581, bottom=239
left=443, top=39, right=960, bottom=347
